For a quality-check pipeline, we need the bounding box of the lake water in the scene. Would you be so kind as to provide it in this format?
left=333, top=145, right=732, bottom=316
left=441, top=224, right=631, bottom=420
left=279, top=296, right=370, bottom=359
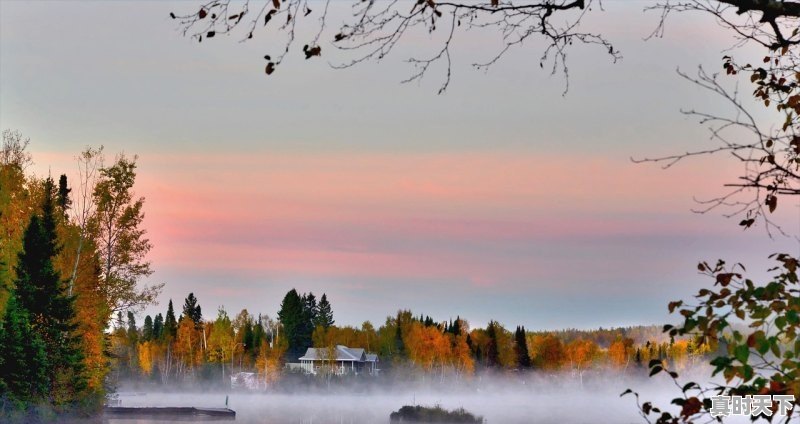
left=106, top=381, right=661, bottom=423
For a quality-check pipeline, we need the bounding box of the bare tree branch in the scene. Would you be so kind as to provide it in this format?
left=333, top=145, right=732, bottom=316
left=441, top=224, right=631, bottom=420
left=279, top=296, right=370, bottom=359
left=171, top=0, right=619, bottom=92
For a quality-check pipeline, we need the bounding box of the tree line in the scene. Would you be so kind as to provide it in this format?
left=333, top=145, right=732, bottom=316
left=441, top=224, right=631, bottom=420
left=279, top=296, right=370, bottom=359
left=111, top=287, right=715, bottom=389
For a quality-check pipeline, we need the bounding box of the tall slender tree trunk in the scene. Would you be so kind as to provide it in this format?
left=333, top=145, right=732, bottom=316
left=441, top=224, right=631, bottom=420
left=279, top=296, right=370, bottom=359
left=68, top=235, right=84, bottom=296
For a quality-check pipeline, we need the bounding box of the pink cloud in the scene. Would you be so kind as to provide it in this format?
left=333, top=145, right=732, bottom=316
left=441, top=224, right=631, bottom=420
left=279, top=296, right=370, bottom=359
left=34, top=149, right=774, bottom=291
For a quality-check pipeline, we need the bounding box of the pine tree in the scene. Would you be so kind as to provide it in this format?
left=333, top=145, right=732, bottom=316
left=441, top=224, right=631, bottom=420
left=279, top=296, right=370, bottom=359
left=394, top=311, right=405, bottom=357
left=142, top=315, right=154, bottom=341
left=182, top=292, right=203, bottom=328
left=127, top=311, right=138, bottom=345
left=11, top=177, right=86, bottom=404
left=164, top=300, right=177, bottom=340
left=452, top=316, right=463, bottom=337
left=486, top=321, right=500, bottom=367
left=277, top=289, right=305, bottom=360
left=153, top=313, right=164, bottom=340
left=0, top=294, right=49, bottom=405
left=251, top=316, right=266, bottom=356
left=315, top=293, right=334, bottom=329
left=57, top=174, right=71, bottom=212
left=242, top=320, right=255, bottom=354
left=302, top=292, right=318, bottom=337
left=514, top=326, right=531, bottom=369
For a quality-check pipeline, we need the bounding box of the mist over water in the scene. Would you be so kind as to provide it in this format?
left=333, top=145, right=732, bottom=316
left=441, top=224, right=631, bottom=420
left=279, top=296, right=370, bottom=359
left=107, top=370, right=732, bottom=424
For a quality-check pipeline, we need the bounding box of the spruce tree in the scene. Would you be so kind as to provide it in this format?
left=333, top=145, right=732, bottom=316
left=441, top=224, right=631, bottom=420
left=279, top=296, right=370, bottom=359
left=514, top=326, right=531, bottom=369
left=142, top=315, right=154, bottom=341
left=164, top=300, right=177, bottom=339
left=301, top=292, right=318, bottom=339
left=251, top=316, right=266, bottom=354
left=315, top=293, right=334, bottom=329
left=153, top=313, right=164, bottom=340
left=57, top=174, right=71, bottom=212
left=11, top=177, right=85, bottom=404
left=486, top=321, right=500, bottom=367
left=242, top=320, right=255, bottom=354
left=277, top=289, right=304, bottom=360
left=182, top=292, right=203, bottom=328
left=452, top=316, right=462, bottom=337
left=127, top=311, right=138, bottom=346
left=394, top=312, right=405, bottom=357
left=0, top=294, right=49, bottom=405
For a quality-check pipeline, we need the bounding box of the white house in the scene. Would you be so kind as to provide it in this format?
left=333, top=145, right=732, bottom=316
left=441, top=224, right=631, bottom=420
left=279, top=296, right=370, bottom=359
left=296, top=345, right=379, bottom=375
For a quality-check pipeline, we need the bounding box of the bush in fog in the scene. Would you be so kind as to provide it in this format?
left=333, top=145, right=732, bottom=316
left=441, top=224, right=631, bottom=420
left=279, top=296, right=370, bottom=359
left=390, top=404, right=483, bottom=423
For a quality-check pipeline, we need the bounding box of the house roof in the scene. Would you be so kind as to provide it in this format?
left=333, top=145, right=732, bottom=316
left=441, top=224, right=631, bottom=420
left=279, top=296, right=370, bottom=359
left=299, top=345, right=373, bottom=362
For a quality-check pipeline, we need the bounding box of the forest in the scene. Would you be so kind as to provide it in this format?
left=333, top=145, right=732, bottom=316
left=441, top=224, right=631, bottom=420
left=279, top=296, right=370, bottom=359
left=112, top=289, right=715, bottom=389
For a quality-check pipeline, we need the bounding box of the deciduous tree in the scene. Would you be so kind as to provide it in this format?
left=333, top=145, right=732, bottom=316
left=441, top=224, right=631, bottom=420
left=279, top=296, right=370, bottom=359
left=93, top=154, right=162, bottom=314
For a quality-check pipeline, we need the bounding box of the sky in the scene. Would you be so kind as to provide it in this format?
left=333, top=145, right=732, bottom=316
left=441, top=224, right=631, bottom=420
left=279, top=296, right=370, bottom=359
left=1, top=0, right=798, bottom=330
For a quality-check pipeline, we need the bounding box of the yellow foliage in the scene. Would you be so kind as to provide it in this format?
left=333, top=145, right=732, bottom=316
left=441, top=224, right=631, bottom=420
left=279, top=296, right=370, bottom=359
left=138, top=341, right=154, bottom=376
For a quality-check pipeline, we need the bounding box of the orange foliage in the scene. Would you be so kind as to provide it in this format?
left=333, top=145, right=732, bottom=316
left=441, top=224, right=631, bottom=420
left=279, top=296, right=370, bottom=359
left=405, top=322, right=450, bottom=371
left=566, top=339, right=599, bottom=371
left=608, top=337, right=634, bottom=369
left=528, top=334, right=565, bottom=370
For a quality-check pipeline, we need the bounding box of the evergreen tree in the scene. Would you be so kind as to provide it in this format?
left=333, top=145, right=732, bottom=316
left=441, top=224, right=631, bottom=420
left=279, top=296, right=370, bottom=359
left=153, top=313, right=164, bottom=340
left=486, top=321, right=500, bottom=367
left=164, top=300, right=177, bottom=339
left=452, top=316, right=463, bottom=337
left=315, top=293, right=334, bottom=329
left=0, top=294, right=49, bottom=405
left=277, top=289, right=306, bottom=360
left=514, top=326, right=531, bottom=369
left=301, top=292, right=318, bottom=337
left=251, top=316, right=267, bottom=356
left=142, top=315, right=154, bottom=341
left=127, top=311, right=138, bottom=345
left=57, top=174, right=71, bottom=212
left=394, top=311, right=405, bottom=357
left=182, top=292, right=203, bottom=328
left=242, top=320, right=255, bottom=354
left=10, top=177, right=86, bottom=404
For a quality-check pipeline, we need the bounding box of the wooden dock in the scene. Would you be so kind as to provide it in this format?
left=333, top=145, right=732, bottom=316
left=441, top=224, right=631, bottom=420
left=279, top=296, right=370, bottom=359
left=104, top=406, right=236, bottom=421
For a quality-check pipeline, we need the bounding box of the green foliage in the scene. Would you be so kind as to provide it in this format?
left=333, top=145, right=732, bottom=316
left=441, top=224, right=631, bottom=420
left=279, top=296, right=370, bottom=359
left=485, top=321, right=500, bottom=368
left=0, top=294, right=49, bottom=406
left=57, top=174, right=71, bottom=213
left=277, top=289, right=308, bottom=360
left=153, top=313, right=164, bottom=340
left=182, top=292, right=203, bottom=328
left=1, top=178, right=86, bottom=411
left=163, top=299, right=177, bottom=340
left=514, top=325, right=531, bottom=369
left=127, top=311, right=138, bottom=346
left=314, top=293, right=334, bottom=329
left=142, top=315, right=153, bottom=341
left=626, top=254, right=800, bottom=423
left=207, top=307, right=233, bottom=365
